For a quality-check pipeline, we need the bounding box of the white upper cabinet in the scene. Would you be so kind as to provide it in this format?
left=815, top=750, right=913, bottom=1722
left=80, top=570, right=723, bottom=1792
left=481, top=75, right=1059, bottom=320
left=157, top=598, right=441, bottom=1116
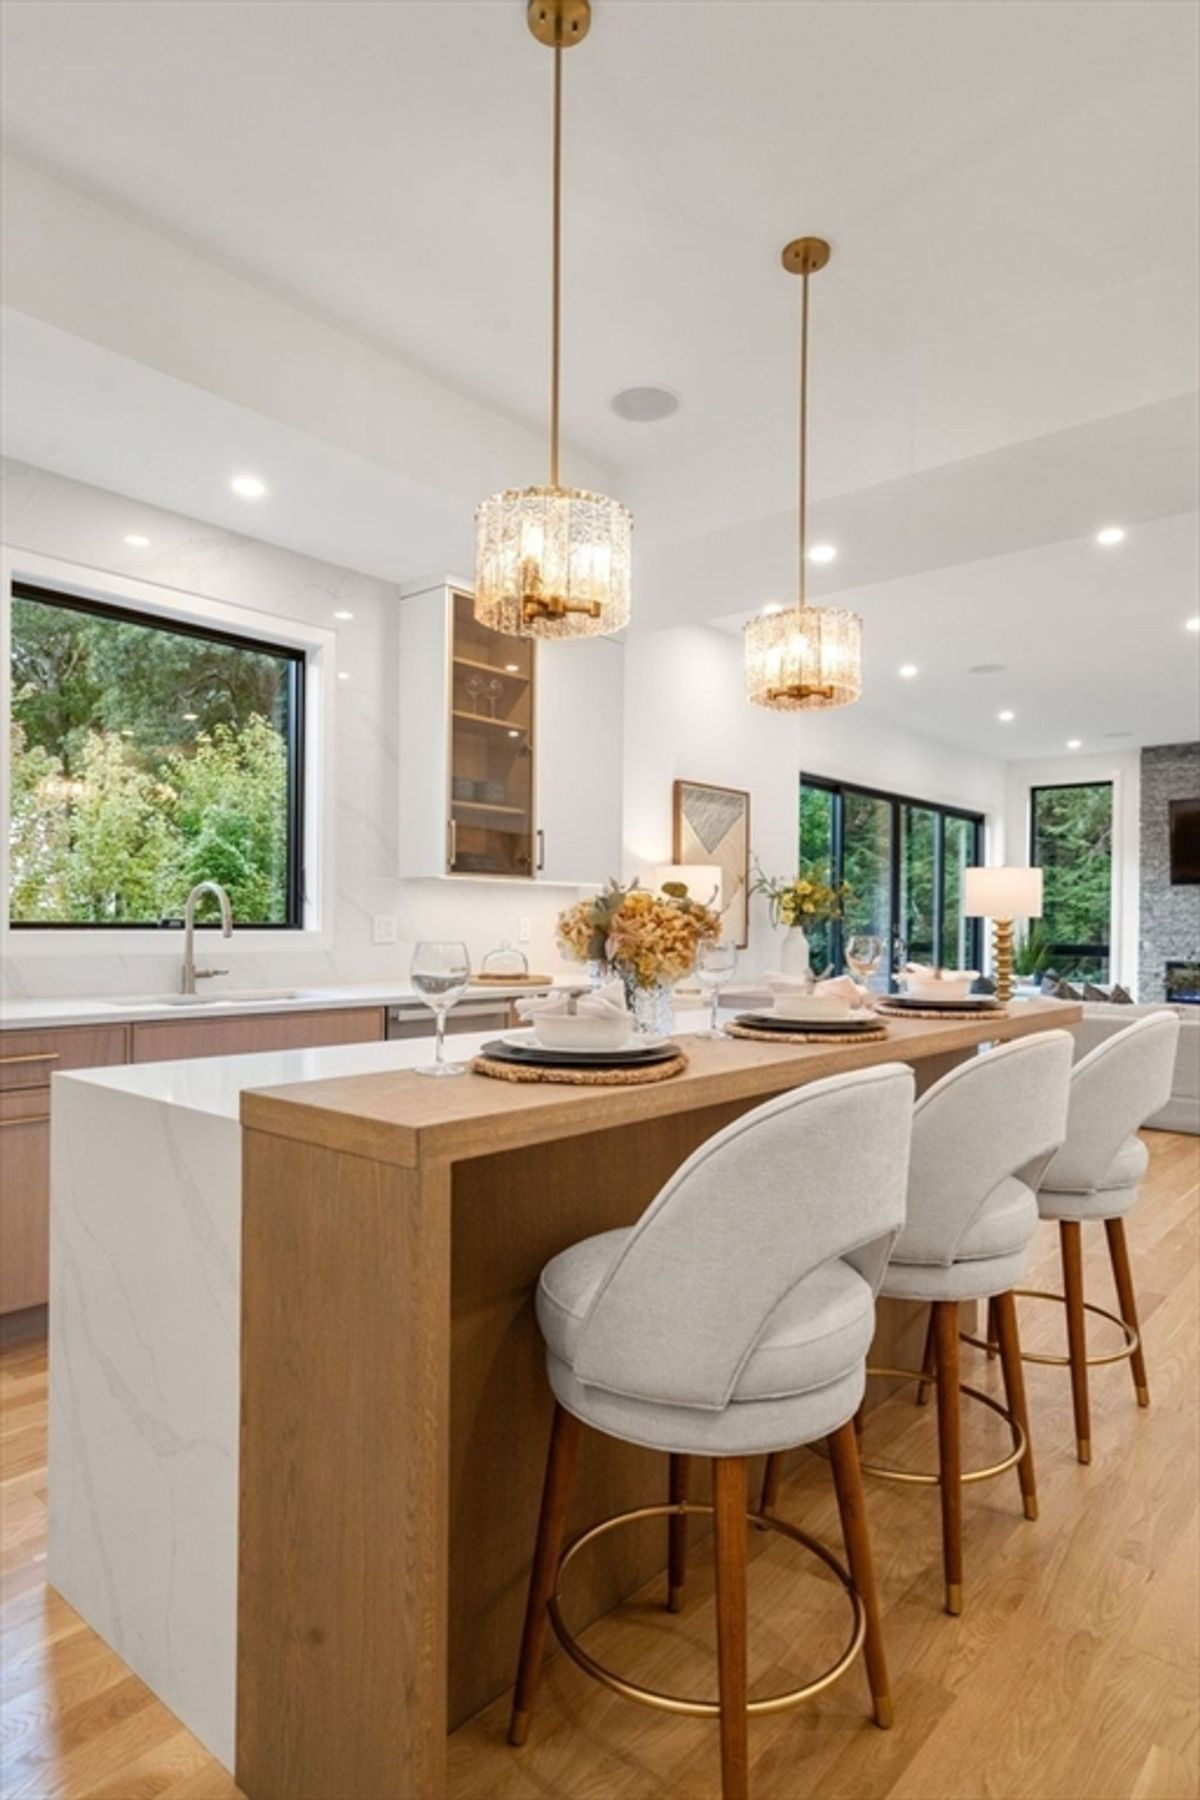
left=397, top=582, right=623, bottom=884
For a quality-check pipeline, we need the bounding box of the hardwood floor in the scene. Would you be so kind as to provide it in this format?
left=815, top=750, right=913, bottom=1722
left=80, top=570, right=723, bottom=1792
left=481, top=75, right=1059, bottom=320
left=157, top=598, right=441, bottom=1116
left=2, top=1130, right=1196, bottom=1799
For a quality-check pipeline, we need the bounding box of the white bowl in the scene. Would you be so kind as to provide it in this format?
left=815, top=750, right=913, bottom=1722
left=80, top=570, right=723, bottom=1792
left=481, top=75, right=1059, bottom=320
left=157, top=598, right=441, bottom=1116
left=902, top=972, right=978, bottom=1003
left=532, top=1013, right=634, bottom=1051
left=772, top=994, right=854, bottom=1023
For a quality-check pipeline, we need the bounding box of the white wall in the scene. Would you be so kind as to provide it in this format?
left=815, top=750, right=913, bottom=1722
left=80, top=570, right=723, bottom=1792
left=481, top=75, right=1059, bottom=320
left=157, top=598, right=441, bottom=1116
left=0, top=459, right=584, bottom=1000
left=1003, top=749, right=1141, bottom=989
left=623, top=625, right=1008, bottom=977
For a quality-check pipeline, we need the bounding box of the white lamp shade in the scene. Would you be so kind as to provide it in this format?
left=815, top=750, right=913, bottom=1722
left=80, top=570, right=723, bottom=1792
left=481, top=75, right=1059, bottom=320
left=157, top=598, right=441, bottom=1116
left=654, top=864, right=723, bottom=913
left=963, top=865, right=1044, bottom=920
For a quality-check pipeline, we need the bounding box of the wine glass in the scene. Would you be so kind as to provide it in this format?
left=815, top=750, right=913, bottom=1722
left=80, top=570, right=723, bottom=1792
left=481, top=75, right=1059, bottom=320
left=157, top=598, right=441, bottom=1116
left=695, top=940, right=737, bottom=1039
left=411, top=940, right=471, bottom=1077
left=485, top=676, right=503, bottom=719
left=464, top=672, right=484, bottom=716
left=845, top=933, right=883, bottom=1001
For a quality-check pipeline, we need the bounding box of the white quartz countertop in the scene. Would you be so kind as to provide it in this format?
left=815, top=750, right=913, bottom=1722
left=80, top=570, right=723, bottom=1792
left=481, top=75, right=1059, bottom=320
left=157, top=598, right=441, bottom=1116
left=55, top=1012, right=713, bottom=1121
left=0, top=977, right=573, bottom=1032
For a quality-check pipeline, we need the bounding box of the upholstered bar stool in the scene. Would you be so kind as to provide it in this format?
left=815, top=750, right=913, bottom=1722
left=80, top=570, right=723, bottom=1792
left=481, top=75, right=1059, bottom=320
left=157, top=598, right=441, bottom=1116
left=1023, top=1011, right=1179, bottom=1463
left=509, top=1064, right=916, bottom=1800
left=763, top=1032, right=1073, bottom=1617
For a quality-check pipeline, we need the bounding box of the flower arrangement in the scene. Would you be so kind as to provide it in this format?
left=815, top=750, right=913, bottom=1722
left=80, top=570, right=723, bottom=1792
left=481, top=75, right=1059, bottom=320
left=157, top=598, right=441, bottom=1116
left=557, top=877, right=722, bottom=990
left=749, top=859, right=852, bottom=929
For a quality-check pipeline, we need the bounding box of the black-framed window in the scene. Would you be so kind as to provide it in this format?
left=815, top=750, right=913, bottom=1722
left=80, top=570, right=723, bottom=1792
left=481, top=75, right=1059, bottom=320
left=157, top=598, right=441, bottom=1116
left=1030, top=781, right=1113, bottom=980
left=8, top=583, right=305, bottom=928
left=799, top=774, right=984, bottom=983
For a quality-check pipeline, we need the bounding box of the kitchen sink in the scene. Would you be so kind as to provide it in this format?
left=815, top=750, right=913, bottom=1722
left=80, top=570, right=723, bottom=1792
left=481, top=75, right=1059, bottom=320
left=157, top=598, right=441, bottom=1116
left=125, top=988, right=303, bottom=1008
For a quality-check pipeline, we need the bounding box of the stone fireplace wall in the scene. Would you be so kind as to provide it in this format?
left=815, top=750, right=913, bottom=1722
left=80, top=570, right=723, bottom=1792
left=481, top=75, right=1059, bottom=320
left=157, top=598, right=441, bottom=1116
left=1138, top=741, right=1200, bottom=1001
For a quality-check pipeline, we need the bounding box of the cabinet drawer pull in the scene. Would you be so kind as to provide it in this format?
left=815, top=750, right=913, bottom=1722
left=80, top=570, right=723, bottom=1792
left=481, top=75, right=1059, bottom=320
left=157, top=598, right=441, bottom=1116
left=536, top=828, right=545, bottom=873
left=0, top=1113, right=50, bottom=1127
left=448, top=817, right=458, bottom=869
left=0, top=1051, right=60, bottom=1067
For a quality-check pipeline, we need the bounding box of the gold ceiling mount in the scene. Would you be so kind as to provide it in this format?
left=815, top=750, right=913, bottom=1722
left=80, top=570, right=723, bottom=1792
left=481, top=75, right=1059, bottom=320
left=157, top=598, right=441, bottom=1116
left=781, top=237, right=832, bottom=277
left=527, top=0, right=591, bottom=49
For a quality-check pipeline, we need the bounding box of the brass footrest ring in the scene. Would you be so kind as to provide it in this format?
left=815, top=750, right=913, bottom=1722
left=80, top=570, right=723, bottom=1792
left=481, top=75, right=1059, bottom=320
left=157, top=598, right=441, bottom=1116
left=985, top=1288, right=1140, bottom=1368
left=845, top=1366, right=1027, bottom=1486
left=547, top=1500, right=865, bottom=1718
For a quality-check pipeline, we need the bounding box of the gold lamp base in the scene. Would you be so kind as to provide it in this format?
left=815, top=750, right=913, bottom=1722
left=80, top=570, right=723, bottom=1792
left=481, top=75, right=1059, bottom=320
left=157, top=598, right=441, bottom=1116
left=991, top=916, right=1015, bottom=1004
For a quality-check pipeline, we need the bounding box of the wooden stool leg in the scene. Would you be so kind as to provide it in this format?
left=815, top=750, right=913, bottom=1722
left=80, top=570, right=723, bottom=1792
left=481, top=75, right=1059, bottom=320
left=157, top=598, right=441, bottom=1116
left=1104, top=1216, right=1149, bottom=1406
left=668, top=1454, right=691, bottom=1613
left=827, top=1418, right=893, bottom=1728
left=759, top=1451, right=785, bottom=1516
left=986, top=1296, right=1000, bottom=1360
left=915, top=1306, right=936, bottom=1406
left=509, top=1404, right=582, bottom=1747
left=992, top=1291, right=1038, bottom=1520
left=933, top=1301, right=964, bottom=1615
left=713, top=1457, right=750, bottom=1800
left=1060, top=1221, right=1092, bottom=1463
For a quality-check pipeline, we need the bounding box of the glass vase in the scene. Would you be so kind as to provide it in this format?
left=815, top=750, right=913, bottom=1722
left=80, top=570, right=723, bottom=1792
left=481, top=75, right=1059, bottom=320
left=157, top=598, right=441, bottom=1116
left=623, top=974, right=676, bottom=1037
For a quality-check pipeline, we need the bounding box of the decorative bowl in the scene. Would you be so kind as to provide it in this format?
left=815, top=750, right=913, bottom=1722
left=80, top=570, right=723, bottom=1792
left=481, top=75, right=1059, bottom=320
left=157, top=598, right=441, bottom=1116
left=902, top=971, right=979, bottom=1003
left=772, top=993, right=854, bottom=1023
left=532, top=1013, right=634, bottom=1051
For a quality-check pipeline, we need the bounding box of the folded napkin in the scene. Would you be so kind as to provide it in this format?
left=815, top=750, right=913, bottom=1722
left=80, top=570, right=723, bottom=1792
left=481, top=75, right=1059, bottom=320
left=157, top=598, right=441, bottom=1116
left=516, top=979, right=629, bottom=1024
left=765, top=971, right=869, bottom=1004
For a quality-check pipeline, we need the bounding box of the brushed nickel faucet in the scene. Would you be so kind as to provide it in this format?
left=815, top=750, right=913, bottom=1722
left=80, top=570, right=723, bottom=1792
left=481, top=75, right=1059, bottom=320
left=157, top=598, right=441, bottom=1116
left=180, top=882, right=234, bottom=994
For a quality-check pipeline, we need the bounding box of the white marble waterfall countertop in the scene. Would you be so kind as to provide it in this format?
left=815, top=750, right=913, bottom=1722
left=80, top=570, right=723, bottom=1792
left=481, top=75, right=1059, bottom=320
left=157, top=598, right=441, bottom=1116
left=0, top=976, right=572, bottom=1032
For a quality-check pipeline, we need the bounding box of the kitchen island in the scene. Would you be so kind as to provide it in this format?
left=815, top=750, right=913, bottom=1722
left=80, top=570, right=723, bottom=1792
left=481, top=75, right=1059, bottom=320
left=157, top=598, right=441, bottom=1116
left=48, top=999, right=1076, bottom=1800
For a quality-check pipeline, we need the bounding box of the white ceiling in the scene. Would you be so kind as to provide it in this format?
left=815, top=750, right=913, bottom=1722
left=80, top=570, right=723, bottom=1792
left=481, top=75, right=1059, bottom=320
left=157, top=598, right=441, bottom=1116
left=2, top=0, right=1198, bottom=758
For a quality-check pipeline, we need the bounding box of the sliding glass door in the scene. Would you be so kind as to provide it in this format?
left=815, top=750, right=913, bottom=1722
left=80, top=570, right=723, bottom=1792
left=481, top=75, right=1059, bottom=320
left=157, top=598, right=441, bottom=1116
left=799, top=776, right=984, bottom=984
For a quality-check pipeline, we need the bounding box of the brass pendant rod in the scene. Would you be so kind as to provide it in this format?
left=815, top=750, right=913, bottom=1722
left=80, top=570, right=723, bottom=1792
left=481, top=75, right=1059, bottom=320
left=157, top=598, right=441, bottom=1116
left=798, top=269, right=810, bottom=606
left=549, top=43, right=563, bottom=489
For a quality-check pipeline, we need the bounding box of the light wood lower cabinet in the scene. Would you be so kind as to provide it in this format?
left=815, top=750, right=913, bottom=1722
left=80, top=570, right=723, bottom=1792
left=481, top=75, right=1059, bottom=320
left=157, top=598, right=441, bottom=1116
left=129, top=1006, right=385, bottom=1064
left=0, top=1007, right=386, bottom=1314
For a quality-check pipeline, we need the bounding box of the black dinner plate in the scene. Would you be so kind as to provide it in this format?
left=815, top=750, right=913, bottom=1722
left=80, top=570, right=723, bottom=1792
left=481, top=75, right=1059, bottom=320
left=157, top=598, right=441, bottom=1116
left=882, top=995, right=1000, bottom=1011
left=479, top=1038, right=683, bottom=1069
left=735, top=1012, right=882, bottom=1034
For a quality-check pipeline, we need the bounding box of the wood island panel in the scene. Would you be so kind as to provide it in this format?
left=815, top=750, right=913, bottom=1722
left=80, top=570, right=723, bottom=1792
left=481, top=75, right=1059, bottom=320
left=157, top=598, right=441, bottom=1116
left=131, top=1004, right=385, bottom=1064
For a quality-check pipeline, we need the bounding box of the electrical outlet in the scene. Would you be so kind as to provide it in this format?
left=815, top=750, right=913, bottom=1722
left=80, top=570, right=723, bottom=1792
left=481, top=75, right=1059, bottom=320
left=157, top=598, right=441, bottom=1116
left=518, top=915, right=532, bottom=944
left=372, top=914, right=397, bottom=946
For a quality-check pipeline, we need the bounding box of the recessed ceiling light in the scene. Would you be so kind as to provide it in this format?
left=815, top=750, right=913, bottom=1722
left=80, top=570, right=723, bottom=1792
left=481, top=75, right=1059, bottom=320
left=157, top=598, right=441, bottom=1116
left=761, top=603, right=785, bottom=616
left=1095, top=526, right=1125, bottom=546
left=998, top=709, right=1015, bottom=722
left=333, top=609, right=354, bottom=622
left=898, top=663, right=918, bottom=679
left=124, top=533, right=150, bottom=548
left=610, top=385, right=680, bottom=422
left=337, top=670, right=351, bottom=682
left=1066, top=738, right=1082, bottom=750
left=968, top=663, right=1006, bottom=675
left=230, top=473, right=267, bottom=499
left=807, top=544, right=838, bottom=565
left=1186, top=616, right=1200, bottom=632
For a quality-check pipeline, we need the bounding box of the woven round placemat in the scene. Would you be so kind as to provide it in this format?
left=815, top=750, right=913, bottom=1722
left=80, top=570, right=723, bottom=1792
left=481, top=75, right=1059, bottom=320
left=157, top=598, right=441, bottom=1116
left=472, top=1053, right=689, bottom=1087
left=874, top=1003, right=1009, bottom=1022
left=727, top=1022, right=889, bottom=1046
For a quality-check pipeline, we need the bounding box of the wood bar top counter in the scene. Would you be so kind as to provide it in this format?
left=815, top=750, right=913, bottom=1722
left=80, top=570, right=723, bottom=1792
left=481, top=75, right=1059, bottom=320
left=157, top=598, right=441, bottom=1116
left=235, top=998, right=1077, bottom=1800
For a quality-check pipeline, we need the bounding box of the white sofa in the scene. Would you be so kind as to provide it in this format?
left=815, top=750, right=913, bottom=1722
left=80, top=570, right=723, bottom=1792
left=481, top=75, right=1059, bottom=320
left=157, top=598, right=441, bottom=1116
left=1030, top=997, right=1199, bottom=1134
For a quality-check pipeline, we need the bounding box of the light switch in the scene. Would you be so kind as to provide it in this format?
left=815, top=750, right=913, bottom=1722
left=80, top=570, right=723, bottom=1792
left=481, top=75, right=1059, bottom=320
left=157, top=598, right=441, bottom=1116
left=518, top=915, right=532, bottom=943
left=372, top=914, right=398, bottom=945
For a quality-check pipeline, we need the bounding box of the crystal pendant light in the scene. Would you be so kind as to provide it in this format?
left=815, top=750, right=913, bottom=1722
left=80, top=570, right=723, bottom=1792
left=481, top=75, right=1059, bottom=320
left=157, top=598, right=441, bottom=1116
left=745, top=239, right=862, bottom=709
left=474, top=0, right=632, bottom=639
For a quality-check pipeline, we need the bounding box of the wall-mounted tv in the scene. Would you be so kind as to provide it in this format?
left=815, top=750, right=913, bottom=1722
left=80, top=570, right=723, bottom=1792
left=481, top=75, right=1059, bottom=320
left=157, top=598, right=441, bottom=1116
left=1169, top=798, right=1200, bottom=885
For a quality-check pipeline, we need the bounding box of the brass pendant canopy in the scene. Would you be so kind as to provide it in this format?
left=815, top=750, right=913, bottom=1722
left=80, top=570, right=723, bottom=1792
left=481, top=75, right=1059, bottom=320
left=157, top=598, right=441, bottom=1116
left=474, top=0, right=632, bottom=639
left=745, top=237, right=863, bottom=710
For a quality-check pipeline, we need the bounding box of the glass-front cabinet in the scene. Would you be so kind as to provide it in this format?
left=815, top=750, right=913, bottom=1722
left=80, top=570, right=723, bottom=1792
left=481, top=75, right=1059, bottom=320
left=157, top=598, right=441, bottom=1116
left=397, top=580, right=623, bottom=885
left=448, top=592, right=536, bottom=877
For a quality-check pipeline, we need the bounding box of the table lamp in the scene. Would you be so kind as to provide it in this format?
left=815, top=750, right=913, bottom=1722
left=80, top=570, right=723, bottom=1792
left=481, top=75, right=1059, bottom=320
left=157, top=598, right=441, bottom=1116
left=654, top=864, right=723, bottom=915
left=963, top=866, right=1044, bottom=1004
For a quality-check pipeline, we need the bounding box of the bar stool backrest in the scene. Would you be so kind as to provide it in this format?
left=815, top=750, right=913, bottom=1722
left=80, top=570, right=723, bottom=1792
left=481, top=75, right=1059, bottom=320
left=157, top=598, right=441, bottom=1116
left=896, top=1031, right=1074, bottom=1268
left=1040, top=1012, right=1179, bottom=1196
left=572, top=1062, right=915, bottom=1412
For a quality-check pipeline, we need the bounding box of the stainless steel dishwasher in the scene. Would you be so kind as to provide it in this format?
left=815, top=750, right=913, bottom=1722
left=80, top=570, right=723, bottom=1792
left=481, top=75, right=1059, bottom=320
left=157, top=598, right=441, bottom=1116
left=385, top=997, right=516, bottom=1040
